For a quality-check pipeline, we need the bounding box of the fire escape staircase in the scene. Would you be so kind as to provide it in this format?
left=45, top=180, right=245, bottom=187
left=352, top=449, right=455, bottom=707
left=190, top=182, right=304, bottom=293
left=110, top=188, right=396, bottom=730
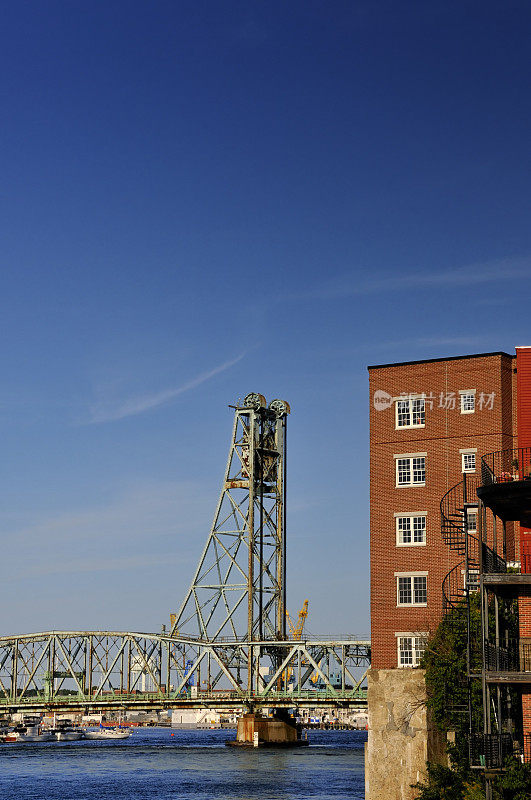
left=441, top=475, right=506, bottom=615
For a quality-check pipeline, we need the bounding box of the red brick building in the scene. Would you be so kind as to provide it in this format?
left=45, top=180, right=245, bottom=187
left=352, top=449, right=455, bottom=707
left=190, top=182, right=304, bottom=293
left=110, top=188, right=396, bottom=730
left=365, top=348, right=531, bottom=797
left=368, top=351, right=517, bottom=669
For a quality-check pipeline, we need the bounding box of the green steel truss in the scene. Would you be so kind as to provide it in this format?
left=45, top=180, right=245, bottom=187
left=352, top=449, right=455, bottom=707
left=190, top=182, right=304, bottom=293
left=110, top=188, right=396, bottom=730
left=0, top=631, right=370, bottom=712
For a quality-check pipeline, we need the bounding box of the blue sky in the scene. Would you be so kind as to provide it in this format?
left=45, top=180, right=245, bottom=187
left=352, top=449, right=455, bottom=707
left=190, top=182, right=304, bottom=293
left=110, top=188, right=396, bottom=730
left=1, top=1, right=531, bottom=637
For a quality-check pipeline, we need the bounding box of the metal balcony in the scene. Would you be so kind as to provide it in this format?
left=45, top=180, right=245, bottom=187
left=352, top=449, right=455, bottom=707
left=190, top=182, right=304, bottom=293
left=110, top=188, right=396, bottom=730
left=469, top=732, right=513, bottom=769
left=478, top=447, right=531, bottom=528
left=484, top=637, right=531, bottom=679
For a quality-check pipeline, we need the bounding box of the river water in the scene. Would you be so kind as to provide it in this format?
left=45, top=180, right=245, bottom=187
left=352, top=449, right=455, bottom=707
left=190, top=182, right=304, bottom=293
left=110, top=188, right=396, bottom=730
left=0, top=727, right=366, bottom=799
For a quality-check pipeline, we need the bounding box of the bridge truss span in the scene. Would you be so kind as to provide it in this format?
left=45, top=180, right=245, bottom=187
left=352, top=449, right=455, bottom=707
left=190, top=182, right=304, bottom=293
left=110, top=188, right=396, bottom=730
left=0, top=631, right=370, bottom=712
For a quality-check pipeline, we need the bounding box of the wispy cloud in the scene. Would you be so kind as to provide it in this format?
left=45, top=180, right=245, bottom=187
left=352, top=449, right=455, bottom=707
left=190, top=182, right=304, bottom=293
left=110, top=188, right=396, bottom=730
left=297, top=256, right=531, bottom=302
left=0, top=479, right=213, bottom=633
left=4, top=553, right=184, bottom=581
left=87, top=352, right=247, bottom=424
left=359, top=335, right=486, bottom=353
left=306, top=335, right=491, bottom=362
left=0, top=480, right=207, bottom=548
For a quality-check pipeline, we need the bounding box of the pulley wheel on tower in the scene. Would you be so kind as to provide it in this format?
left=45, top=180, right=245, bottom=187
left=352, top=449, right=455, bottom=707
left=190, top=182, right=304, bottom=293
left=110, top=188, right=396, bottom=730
left=243, top=393, right=266, bottom=410
left=269, top=399, right=291, bottom=415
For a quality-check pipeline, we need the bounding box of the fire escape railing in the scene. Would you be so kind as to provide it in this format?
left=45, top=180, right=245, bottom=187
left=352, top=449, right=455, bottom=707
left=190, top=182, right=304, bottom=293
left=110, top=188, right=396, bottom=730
left=483, top=637, right=531, bottom=672
left=481, top=446, right=531, bottom=486
left=469, top=732, right=513, bottom=769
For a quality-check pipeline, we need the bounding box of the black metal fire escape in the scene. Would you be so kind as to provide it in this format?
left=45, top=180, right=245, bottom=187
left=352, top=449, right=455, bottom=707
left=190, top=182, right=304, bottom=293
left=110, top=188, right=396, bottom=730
left=471, top=447, right=531, bottom=780
left=440, top=467, right=514, bottom=777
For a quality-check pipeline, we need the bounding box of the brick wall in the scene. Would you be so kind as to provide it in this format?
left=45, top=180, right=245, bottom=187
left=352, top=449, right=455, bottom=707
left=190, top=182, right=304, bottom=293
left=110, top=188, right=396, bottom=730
left=517, top=350, right=531, bottom=739
left=517, top=347, right=531, bottom=567
left=368, top=353, right=516, bottom=669
left=520, top=587, right=531, bottom=740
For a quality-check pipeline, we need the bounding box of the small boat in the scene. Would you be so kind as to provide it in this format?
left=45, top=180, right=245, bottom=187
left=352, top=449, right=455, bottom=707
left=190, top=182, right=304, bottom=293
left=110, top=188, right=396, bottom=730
left=46, top=715, right=84, bottom=741
left=53, top=725, right=85, bottom=741
left=4, top=724, right=53, bottom=743
left=83, top=726, right=131, bottom=740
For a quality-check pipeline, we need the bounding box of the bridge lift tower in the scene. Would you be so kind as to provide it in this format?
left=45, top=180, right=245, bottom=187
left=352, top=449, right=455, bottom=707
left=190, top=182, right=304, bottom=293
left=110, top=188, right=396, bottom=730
left=170, top=393, right=291, bottom=693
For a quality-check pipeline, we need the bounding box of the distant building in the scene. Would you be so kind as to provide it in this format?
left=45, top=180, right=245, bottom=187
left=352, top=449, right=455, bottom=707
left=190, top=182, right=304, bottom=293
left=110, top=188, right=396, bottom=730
left=130, top=655, right=159, bottom=693
left=171, top=709, right=221, bottom=728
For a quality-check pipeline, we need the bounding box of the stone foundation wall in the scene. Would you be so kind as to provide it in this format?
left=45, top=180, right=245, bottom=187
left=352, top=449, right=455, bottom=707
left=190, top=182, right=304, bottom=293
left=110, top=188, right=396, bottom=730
left=365, top=668, right=446, bottom=800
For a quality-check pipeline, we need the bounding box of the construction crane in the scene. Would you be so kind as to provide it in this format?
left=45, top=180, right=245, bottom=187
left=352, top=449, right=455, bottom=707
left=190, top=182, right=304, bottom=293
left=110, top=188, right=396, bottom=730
left=286, top=600, right=309, bottom=640
left=282, top=601, right=309, bottom=687
left=287, top=602, right=352, bottom=688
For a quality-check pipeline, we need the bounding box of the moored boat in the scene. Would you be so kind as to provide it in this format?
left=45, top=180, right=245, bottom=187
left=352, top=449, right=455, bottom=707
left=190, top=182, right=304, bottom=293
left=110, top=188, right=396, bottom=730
left=4, top=723, right=53, bottom=743
left=83, top=726, right=131, bottom=740
left=53, top=725, right=85, bottom=741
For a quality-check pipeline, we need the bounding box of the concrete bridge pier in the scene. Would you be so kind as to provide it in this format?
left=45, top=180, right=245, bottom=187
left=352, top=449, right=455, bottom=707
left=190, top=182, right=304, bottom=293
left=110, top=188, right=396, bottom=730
left=226, top=709, right=308, bottom=748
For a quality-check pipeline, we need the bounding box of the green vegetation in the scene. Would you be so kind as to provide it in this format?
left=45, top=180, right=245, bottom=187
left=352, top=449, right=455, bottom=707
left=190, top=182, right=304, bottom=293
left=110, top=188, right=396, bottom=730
left=414, top=759, right=531, bottom=800
left=422, top=595, right=482, bottom=744
left=413, top=762, right=483, bottom=800
left=413, top=596, right=531, bottom=799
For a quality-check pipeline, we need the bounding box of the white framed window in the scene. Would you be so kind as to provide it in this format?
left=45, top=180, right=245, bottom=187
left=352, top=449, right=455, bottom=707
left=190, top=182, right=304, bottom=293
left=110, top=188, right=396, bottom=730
left=466, top=509, right=477, bottom=533
left=396, top=573, right=428, bottom=606
left=395, top=396, right=425, bottom=429
left=396, top=633, right=428, bottom=667
left=395, top=454, right=426, bottom=487
left=395, top=514, right=427, bottom=546
left=461, top=451, right=476, bottom=473
left=460, top=390, right=476, bottom=414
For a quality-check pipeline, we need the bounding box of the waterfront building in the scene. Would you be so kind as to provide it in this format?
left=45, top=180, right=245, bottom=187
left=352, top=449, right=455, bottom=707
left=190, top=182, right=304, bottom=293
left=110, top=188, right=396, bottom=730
left=171, top=709, right=221, bottom=729
left=366, top=350, right=524, bottom=800
left=368, top=351, right=516, bottom=669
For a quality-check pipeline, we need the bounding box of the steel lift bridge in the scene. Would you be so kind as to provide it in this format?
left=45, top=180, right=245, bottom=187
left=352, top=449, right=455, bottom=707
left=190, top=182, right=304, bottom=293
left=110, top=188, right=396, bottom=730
left=0, top=394, right=370, bottom=714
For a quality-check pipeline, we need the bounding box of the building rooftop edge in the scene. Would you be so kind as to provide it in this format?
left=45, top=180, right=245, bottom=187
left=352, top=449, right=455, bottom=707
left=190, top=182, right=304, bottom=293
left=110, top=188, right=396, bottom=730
left=367, top=351, right=514, bottom=370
